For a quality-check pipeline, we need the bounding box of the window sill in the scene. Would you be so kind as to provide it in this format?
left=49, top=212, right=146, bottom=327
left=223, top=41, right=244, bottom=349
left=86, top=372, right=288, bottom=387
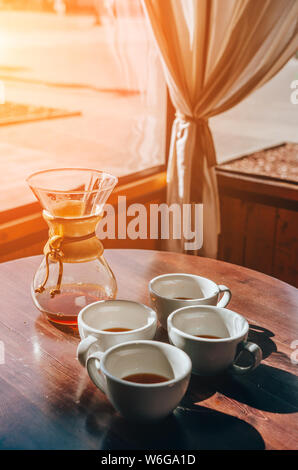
left=0, top=168, right=167, bottom=262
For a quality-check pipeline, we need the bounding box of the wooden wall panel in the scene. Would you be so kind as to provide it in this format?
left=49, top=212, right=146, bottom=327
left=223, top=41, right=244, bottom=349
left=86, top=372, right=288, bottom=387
left=243, top=203, right=277, bottom=275
left=0, top=241, right=44, bottom=263
left=216, top=165, right=298, bottom=288
left=218, top=196, right=246, bottom=266
left=0, top=173, right=166, bottom=263
left=217, top=184, right=298, bottom=286
left=273, top=208, right=298, bottom=285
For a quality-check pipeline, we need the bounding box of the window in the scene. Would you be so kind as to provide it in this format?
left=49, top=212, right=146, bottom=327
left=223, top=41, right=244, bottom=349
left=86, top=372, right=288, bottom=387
left=0, top=0, right=167, bottom=213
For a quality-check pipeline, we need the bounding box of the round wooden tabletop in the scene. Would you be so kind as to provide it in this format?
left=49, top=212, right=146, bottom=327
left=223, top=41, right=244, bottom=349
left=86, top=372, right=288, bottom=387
left=0, top=249, right=297, bottom=450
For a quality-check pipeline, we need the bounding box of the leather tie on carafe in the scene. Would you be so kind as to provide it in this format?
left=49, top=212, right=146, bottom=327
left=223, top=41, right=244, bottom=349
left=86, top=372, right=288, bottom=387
left=35, top=211, right=103, bottom=298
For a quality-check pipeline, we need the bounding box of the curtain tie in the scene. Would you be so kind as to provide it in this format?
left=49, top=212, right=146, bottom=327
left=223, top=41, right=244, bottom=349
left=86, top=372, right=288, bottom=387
left=175, top=111, right=207, bottom=125
left=175, top=111, right=216, bottom=168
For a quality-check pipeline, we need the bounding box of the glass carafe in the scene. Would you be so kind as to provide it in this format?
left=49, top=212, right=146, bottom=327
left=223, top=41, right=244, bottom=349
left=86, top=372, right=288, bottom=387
left=27, top=168, right=118, bottom=327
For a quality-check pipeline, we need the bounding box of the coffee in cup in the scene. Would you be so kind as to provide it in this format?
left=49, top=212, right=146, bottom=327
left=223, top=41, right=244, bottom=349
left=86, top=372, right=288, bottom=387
left=86, top=340, right=192, bottom=421
left=167, top=305, right=262, bottom=376
left=149, top=273, right=231, bottom=329
left=77, top=300, right=157, bottom=366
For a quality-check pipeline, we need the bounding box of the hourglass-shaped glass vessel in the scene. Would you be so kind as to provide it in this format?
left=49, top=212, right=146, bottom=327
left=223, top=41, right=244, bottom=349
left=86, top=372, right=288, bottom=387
left=27, top=168, right=118, bottom=327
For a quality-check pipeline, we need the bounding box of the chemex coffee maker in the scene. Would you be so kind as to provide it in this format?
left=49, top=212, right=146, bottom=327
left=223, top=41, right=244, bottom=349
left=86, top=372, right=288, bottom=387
left=27, top=168, right=118, bottom=327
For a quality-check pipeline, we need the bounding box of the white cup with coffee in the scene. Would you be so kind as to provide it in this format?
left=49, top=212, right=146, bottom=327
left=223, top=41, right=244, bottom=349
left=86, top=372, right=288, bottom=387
left=77, top=300, right=157, bottom=366
left=167, top=305, right=262, bottom=376
left=149, top=273, right=231, bottom=329
left=86, top=340, right=192, bottom=421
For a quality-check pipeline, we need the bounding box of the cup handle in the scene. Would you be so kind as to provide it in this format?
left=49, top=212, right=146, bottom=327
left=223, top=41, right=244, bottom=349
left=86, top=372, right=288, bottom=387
left=230, top=341, right=262, bottom=375
left=86, top=351, right=107, bottom=394
left=217, top=285, right=231, bottom=308
left=77, top=335, right=99, bottom=367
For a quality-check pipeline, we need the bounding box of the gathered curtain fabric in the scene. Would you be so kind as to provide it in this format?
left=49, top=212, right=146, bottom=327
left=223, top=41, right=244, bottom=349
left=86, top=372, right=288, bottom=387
left=142, top=0, right=298, bottom=258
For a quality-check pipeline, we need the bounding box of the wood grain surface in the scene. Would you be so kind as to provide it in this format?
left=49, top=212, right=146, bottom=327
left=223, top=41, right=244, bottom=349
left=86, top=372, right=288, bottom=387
left=0, top=249, right=297, bottom=450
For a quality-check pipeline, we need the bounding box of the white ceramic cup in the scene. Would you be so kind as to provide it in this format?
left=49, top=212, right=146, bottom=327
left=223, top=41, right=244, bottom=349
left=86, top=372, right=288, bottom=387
left=167, top=305, right=262, bottom=376
left=86, top=340, right=192, bottom=421
left=149, top=273, right=231, bottom=329
left=77, top=300, right=157, bottom=366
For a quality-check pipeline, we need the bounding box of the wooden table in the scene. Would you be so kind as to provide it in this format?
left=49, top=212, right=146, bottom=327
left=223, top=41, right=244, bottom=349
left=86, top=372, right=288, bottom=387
left=0, top=249, right=297, bottom=450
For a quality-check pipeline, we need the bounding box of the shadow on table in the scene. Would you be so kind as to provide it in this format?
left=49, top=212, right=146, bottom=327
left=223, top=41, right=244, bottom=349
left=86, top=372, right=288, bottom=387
left=217, top=364, right=298, bottom=413
left=86, top=358, right=297, bottom=449
left=82, top=325, right=297, bottom=449
left=85, top=404, right=265, bottom=450
left=158, top=321, right=298, bottom=413
left=185, top=361, right=298, bottom=414
left=247, top=323, right=277, bottom=359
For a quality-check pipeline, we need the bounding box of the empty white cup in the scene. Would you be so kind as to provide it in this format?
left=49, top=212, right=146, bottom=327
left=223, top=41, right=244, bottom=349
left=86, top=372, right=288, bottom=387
left=77, top=300, right=157, bottom=366
left=167, top=305, right=262, bottom=376
left=86, top=340, right=192, bottom=421
left=149, top=273, right=231, bottom=329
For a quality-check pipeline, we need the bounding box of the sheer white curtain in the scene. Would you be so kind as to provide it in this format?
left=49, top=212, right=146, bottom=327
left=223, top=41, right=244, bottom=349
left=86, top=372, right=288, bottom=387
left=97, top=0, right=167, bottom=170
left=142, top=0, right=298, bottom=258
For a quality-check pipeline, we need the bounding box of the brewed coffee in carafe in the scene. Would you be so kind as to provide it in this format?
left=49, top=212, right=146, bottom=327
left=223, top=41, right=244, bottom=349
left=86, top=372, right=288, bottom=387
left=27, top=168, right=118, bottom=326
